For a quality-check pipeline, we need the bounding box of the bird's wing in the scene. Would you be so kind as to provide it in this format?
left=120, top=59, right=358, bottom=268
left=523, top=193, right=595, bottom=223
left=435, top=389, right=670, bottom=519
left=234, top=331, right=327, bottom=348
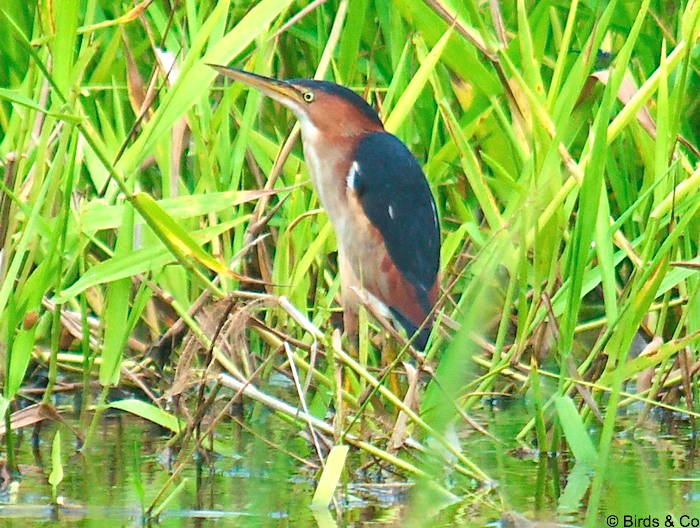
left=349, top=132, right=440, bottom=311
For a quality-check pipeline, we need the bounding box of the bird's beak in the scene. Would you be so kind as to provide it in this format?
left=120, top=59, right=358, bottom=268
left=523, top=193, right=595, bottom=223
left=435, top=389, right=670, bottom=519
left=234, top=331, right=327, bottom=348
left=208, top=64, right=304, bottom=107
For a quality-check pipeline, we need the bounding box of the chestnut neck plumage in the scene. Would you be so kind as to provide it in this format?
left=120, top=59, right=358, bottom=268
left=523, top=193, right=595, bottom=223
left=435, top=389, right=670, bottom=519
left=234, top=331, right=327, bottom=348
left=292, top=101, right=382, bottom=238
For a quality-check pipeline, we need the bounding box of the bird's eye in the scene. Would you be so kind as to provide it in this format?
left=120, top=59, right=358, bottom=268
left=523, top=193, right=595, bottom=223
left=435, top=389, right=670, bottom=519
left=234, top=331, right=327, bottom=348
left=303, top=91, right=314, bottom=103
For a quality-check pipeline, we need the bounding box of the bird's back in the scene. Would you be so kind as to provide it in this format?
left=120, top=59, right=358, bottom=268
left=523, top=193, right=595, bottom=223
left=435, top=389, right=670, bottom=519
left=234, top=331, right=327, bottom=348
left=348, top=132, right=440, bottom=347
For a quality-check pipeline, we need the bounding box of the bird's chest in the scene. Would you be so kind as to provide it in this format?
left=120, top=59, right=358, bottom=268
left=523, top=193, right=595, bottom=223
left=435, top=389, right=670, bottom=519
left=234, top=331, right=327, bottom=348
left=302, top=139, right=382, bottom=259
left=302, top=141, right=346, bottom=222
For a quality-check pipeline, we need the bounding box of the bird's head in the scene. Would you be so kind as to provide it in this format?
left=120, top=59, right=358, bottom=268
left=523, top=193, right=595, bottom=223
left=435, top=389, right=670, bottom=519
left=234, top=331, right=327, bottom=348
left=210, top=65, right=384, bottom=139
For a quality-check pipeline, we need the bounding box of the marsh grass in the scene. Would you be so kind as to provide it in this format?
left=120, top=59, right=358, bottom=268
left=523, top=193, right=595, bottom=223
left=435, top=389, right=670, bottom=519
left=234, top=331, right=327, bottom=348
left=0, top=0, right=699, bottom=524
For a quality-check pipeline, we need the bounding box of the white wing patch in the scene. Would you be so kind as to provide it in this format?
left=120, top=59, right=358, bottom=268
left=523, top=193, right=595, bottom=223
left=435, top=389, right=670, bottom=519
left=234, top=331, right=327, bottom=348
left=388, top=204, right=395, bottom=219
left=347, top=161, right=360, bottom=190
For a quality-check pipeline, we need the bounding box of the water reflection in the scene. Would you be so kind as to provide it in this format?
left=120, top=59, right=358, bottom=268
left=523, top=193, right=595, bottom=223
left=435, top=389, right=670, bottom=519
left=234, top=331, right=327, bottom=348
left=1, top=398, right=699, bottom=526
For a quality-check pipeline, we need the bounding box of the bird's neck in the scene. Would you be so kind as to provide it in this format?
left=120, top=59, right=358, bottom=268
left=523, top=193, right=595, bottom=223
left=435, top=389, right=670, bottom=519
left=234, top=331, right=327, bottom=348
left=298, top=124, right=355, bottom=231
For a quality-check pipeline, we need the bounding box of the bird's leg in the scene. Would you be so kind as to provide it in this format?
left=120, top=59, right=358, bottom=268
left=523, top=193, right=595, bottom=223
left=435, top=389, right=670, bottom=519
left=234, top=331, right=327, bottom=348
left=338, top=251, right=361, bottom=350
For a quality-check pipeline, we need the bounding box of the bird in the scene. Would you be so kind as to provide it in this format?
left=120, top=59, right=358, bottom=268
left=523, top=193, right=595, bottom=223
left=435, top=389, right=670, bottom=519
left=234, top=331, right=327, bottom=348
left=210, top=65, right=440, bottom=350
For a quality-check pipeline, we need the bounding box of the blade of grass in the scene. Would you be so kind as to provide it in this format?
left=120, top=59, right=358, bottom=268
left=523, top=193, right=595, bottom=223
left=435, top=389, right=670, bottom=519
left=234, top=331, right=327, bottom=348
left=311, top=445, right=349, bottom=508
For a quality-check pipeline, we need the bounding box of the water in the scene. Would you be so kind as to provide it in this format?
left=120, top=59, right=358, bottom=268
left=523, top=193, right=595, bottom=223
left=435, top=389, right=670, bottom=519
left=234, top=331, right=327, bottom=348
left=1, top=397, right=699, bottom=527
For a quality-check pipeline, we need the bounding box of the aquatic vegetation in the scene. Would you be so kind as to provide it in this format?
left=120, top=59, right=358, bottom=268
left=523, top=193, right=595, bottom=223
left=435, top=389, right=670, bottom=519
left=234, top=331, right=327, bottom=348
left=0, top=0, right=698, bottom=525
